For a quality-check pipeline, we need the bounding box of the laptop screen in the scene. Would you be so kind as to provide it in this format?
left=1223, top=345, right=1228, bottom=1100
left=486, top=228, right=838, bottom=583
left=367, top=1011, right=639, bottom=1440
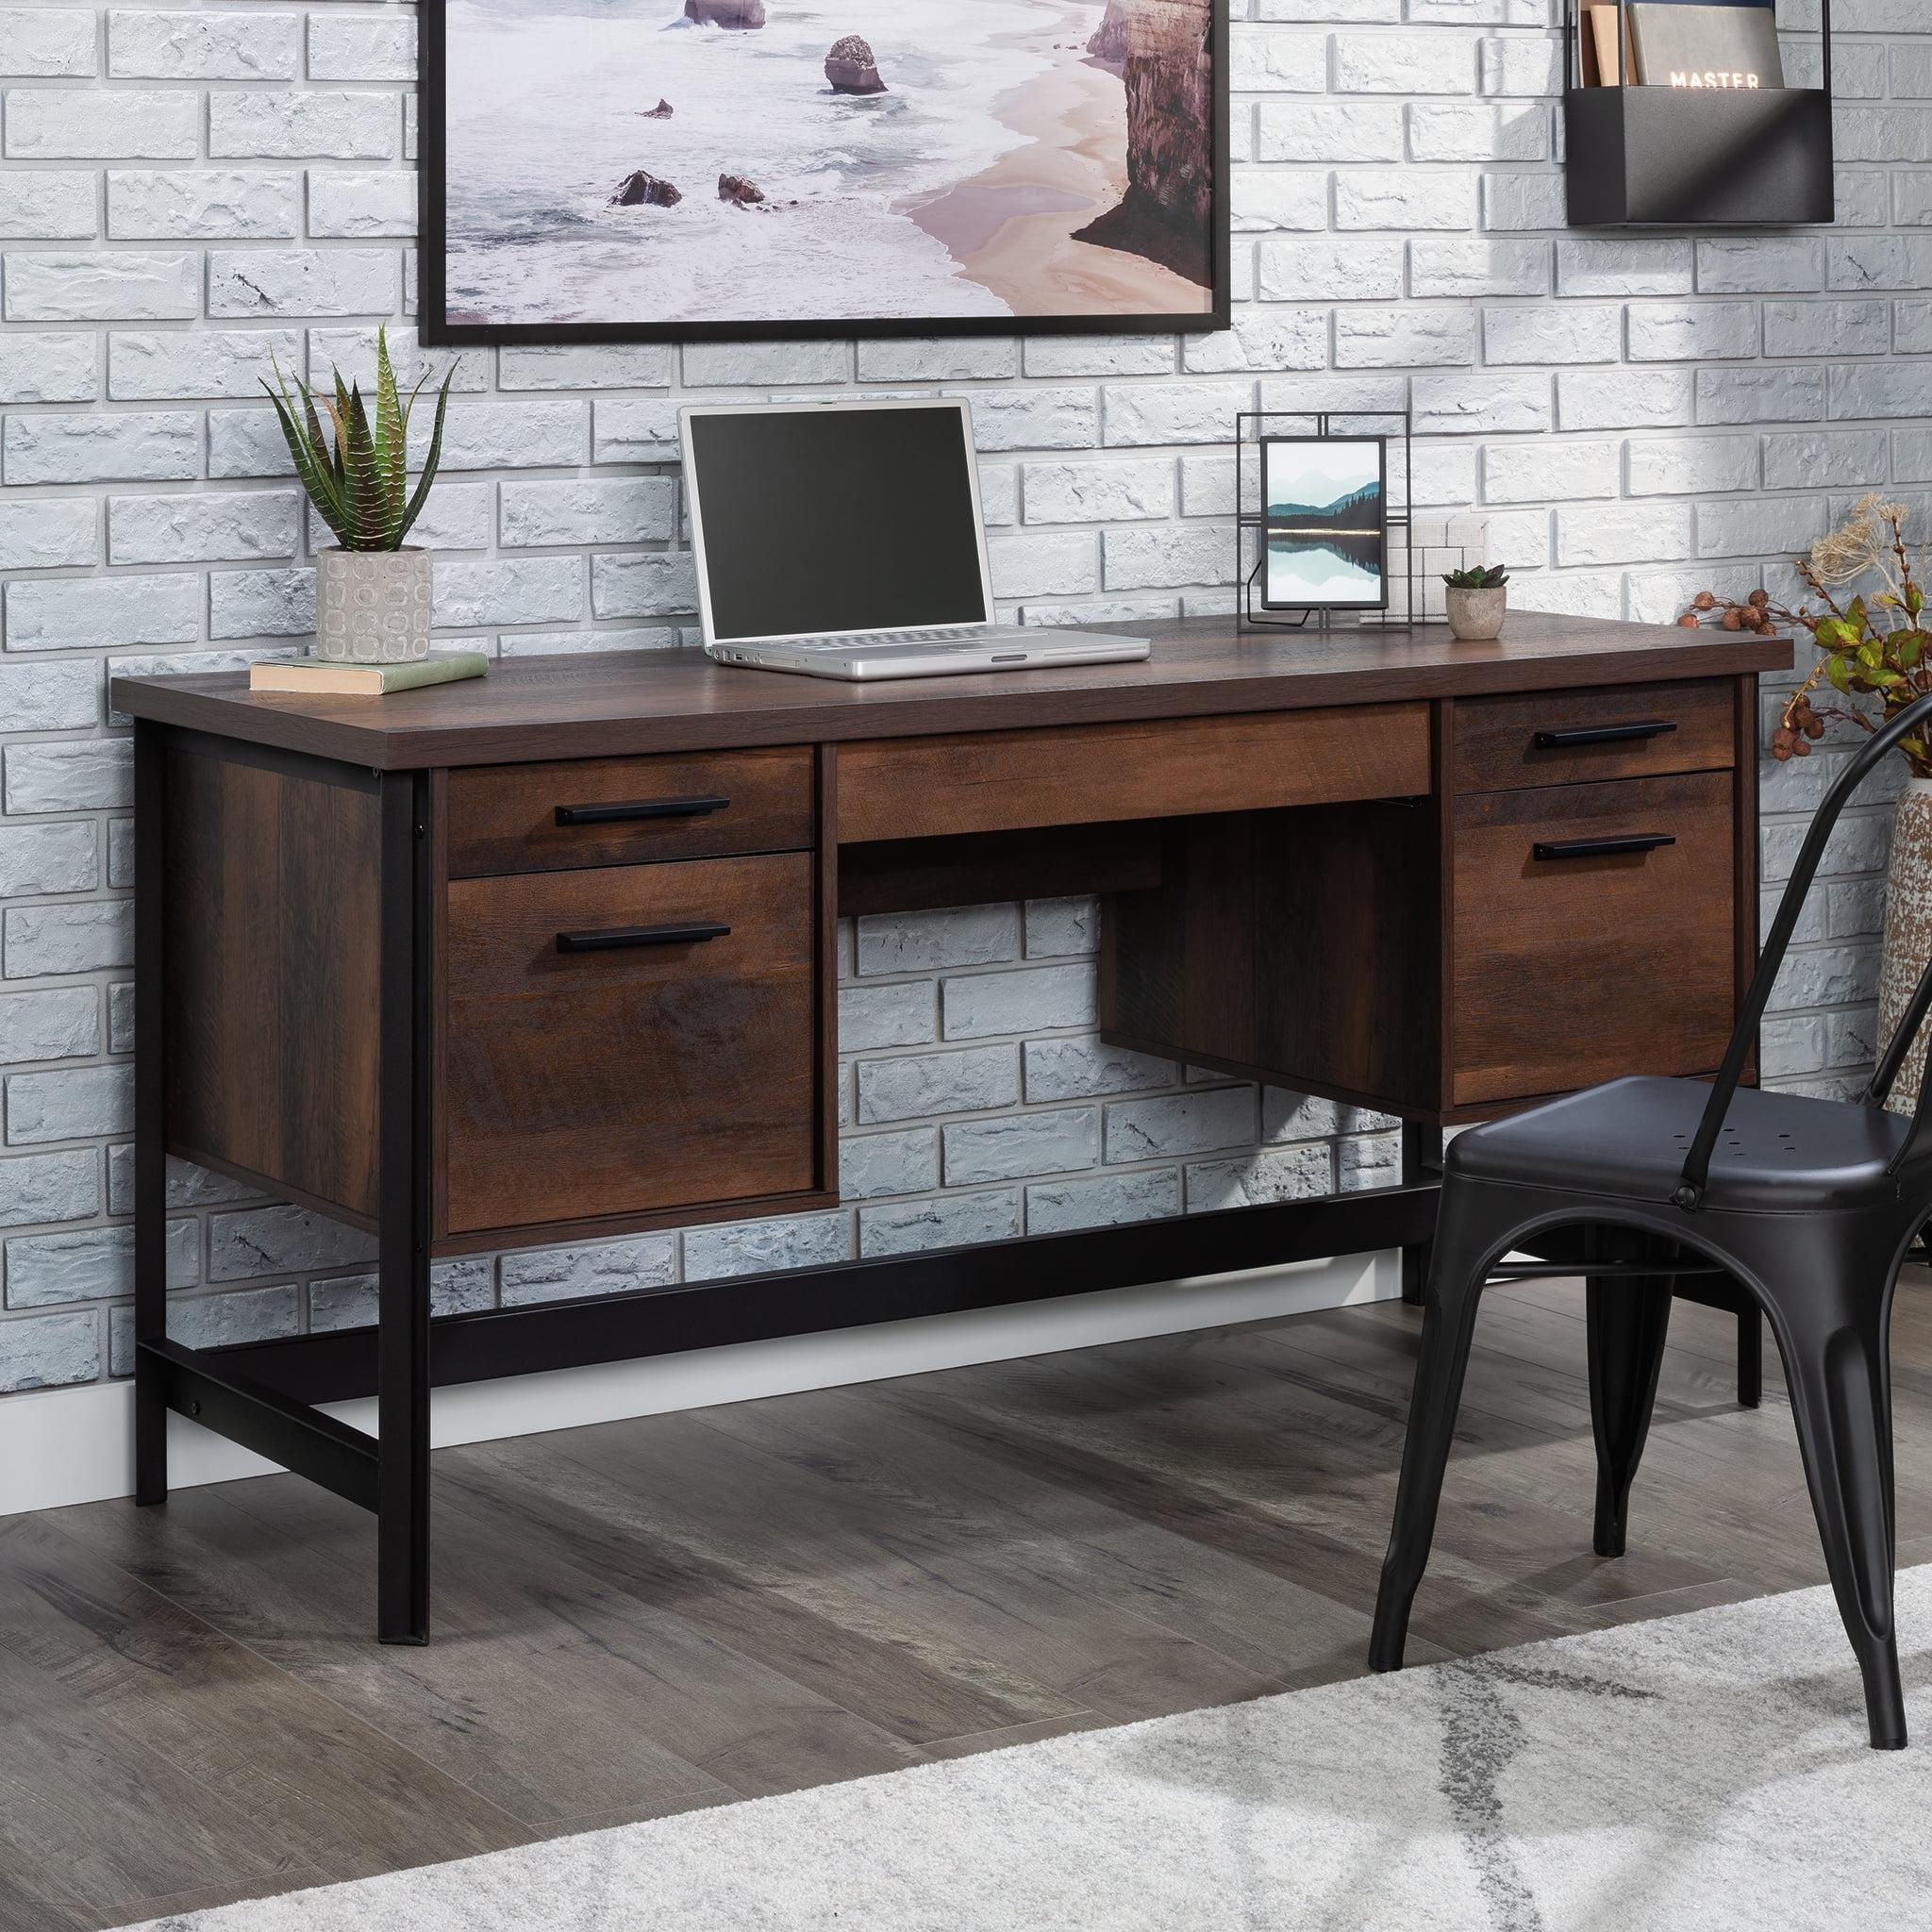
left=684, top=402, right=992, bottom=643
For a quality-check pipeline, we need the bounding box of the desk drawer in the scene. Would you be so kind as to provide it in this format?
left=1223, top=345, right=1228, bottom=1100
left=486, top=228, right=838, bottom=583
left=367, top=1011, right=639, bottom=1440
left=442, top=853, right=819, bottom=1234
left=1453, top=679, right=1735, bottom=794
left=1453, top=772, right=1735, bottom=1107
left=446, top=747, right=813, bottom=877
left=837, top=706, right=1430, bottom=842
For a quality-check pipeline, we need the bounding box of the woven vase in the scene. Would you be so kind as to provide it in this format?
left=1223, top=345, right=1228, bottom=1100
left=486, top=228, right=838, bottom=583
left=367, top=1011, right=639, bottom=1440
left=1875, top=776, right=1932, bottom=1114
left=315, top=546, right=432, bottom=663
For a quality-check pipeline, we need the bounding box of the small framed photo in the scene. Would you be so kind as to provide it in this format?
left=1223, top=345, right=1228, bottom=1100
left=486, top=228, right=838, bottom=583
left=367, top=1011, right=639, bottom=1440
left=1259, top=436, right=1389, bottom=611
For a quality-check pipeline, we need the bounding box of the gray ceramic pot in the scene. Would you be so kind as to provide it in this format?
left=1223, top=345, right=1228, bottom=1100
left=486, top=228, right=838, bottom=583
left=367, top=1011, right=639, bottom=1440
left=1445, top=584, right=1507, bottom=642
left=315, top=546, right=433, bottom=663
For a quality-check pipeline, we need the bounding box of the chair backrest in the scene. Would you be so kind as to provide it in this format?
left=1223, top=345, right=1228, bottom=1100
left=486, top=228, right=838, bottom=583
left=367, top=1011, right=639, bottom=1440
left=1676, top=687, right=1932, bottom=1208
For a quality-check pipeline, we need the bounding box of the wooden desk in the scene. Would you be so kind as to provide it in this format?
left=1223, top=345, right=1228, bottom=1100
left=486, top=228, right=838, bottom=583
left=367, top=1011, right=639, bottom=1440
left=113, top=613, right=1791, bottom=1641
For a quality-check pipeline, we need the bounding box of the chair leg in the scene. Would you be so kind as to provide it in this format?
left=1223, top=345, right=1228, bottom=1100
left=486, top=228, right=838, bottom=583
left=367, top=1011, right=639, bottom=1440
left=1369, top=1181, right=1522, bottom=1674
left=1735, top=1298, right=1762, bottom=1409
left=1587, top=1268, right=1673, bottom=1559
left=1752, top=1247, right=1905, bottom=1750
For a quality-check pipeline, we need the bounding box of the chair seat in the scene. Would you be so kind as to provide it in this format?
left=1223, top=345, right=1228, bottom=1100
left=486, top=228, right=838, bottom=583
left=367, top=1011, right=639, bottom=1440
left=1447, top=1075, right=1916, bottom=1212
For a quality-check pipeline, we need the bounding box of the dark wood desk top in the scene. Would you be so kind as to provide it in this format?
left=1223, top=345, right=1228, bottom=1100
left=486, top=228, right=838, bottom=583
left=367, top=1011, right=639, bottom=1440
left=112, top=614, right=1794, bottom=770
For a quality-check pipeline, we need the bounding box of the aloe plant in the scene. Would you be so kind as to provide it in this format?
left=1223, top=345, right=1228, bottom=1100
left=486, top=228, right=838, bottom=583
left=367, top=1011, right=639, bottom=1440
left=262, top=326, right=457, bottom=552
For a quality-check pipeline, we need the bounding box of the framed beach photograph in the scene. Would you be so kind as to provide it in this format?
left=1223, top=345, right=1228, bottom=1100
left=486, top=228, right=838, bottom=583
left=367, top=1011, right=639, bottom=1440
left=1259, top=437, right=1389, bottom=613
left=419, top=0, right=1228, bottom=343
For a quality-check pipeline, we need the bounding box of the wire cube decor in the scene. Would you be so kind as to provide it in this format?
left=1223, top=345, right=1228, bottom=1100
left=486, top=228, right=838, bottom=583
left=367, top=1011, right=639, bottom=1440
left=1235, top=410, right=1482, bottom=633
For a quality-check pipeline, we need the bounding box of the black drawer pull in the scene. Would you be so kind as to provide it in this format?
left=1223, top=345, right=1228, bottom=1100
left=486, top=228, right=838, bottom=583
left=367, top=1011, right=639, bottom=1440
left=1532, top=721, right=1677, bottom=750
left=555, top=794, right=729, bottom=826
left=1532, top=834, right=1676, bottom=862
left=556, top=922, right=731, bottom=954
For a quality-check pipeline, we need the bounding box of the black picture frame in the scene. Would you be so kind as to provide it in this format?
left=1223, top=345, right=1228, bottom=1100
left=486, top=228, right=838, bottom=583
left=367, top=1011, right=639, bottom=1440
left=1257, top=434, right=1390, bottom=615
left=416, top=1, right=1231, bottom=347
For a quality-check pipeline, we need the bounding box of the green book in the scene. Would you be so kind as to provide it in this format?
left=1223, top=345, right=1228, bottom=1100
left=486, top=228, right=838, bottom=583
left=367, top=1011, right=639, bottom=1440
left=250, top=650, right=490, bottom=696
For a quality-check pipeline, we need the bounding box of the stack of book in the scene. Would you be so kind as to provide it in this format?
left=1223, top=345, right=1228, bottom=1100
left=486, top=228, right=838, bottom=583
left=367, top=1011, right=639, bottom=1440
left=1579, top=2, right=1783, bottom=92
left=249, top=648, right=490, bottom=697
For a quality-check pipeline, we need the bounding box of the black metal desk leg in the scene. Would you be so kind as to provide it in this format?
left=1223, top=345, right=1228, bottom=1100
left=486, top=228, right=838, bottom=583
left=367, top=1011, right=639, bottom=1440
left=376, top=771, right=432, bottom=1644
left=133, top=722, right=168, bottom=1506
left=1400, top=1123, right=1443, bottom=1306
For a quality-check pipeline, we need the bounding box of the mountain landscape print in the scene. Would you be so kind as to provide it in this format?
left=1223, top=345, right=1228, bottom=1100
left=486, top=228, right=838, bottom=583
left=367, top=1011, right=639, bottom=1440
left=1261, top=437, right=1387, bottom=610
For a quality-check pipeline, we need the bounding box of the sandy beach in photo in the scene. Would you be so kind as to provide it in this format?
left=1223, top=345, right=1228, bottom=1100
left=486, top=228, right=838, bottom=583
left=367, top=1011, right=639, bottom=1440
left=905, top=7, right=1212, bottom=316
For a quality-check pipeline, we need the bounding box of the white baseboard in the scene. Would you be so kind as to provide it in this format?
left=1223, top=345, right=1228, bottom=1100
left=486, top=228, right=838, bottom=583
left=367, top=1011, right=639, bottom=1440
left=0, top=1247, right=1399, bottom=1520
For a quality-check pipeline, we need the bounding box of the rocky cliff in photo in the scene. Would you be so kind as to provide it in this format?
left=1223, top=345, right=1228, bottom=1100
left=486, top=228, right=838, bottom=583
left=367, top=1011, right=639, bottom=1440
left=1086, top=0, right=1128, bottom=65
left=1074, top=0, right=1214, bottom=291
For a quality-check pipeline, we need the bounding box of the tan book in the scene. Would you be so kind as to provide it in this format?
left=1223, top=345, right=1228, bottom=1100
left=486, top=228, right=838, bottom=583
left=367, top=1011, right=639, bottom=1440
left=1587, top=4, right=1633, bottom=87
left=249, top=650, right=489, bottom=696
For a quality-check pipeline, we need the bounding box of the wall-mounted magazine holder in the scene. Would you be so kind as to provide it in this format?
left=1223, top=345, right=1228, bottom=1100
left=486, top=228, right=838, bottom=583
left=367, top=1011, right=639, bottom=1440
left=1562, top=0, right=1834, bottom=227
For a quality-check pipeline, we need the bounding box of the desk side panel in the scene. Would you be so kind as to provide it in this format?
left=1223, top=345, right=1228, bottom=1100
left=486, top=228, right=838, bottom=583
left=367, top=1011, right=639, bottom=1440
left=1102, top=801, right=1442, bottom=1116
left=164, top=746, right=381, bottom=1223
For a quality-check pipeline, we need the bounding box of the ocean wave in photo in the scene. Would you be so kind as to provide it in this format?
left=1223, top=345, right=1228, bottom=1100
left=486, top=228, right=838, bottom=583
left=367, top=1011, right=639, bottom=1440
left=442, top=0, right=1105, bottom=326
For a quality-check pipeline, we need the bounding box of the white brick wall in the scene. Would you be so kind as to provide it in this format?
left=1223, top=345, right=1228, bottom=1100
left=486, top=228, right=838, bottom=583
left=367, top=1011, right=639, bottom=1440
left=0, top=0, right=1924, bottom=1394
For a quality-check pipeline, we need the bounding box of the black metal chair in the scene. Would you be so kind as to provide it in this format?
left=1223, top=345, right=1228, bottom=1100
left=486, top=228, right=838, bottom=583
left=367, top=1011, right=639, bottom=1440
left=1370, top=690, right=1932, bottom=1750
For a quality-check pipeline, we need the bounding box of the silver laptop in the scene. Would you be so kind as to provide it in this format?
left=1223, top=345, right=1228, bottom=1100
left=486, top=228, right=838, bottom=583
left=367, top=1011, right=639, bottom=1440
left=680, top=398, right=1151, bottom=681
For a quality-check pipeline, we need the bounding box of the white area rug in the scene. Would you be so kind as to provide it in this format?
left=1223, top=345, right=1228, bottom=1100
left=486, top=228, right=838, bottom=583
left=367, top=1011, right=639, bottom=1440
left=125, top=1569, right=1932, bottom=1932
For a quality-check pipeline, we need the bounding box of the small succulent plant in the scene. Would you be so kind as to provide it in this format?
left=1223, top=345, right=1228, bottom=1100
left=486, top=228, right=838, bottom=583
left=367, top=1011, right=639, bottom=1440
left=1441, top=563, right=1510, bottom=591
left=263, top=325, right=457, bottom=552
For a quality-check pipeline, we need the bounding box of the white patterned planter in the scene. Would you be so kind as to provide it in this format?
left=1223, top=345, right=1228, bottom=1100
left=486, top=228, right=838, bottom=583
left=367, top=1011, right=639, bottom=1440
left=1877, top=776, right=1932, bottom=1114
left=315, top=546, right=432, bottom=663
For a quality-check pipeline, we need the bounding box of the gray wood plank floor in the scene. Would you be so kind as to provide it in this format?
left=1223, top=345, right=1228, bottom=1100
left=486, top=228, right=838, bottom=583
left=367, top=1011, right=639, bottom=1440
left=9, top=1276, right=1932, bottom=1931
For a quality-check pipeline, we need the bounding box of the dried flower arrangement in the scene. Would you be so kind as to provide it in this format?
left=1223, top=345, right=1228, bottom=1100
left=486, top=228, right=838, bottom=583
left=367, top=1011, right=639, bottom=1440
left=1681, top=494, right=1932, bottom=777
